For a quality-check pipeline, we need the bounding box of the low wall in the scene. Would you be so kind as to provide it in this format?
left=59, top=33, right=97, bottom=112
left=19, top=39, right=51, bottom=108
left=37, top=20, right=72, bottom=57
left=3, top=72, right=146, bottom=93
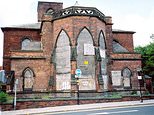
left=1, top=95, right=154, bottom=111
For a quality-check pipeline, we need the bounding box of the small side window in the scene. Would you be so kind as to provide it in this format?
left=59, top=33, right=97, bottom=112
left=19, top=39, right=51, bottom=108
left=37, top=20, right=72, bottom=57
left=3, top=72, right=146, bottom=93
left=21, top=38, right=31, bottom=50
left=21, top=37, right=41, bottom=51
left=46, top=8, right=54, bottom=14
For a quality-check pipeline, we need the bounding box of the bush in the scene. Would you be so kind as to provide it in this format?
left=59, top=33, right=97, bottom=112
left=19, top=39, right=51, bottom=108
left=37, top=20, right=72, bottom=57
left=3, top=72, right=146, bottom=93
left=0, top=91, right=9, bottom=103
left=131, top=91, right=137, bottom=95
left=144, top=90, right=150, bottom=96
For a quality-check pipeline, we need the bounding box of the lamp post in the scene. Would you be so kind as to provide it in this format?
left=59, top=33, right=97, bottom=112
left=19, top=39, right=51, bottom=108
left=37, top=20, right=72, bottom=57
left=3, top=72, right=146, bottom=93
left=76, top=77, right=79, bottom=105
left=75, top=69, right=81, bottom=105
left=14, top=79, right=18, bottom=110
left=137, top=69, right=143, bottom=103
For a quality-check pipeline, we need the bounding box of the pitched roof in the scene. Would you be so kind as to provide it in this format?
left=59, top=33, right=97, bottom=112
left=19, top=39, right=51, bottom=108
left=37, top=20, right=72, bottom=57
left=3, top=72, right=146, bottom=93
left=112, top=40, right=129, bottom=53
left=112, top=29, right=135, bottom=34
left=2, top=22, right=41, bottom=29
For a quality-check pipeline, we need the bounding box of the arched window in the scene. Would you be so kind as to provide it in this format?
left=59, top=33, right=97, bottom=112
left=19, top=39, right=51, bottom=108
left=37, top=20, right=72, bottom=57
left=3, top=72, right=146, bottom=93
left=122, top=67, right=132, bottom=88
left=77, top=28, right=96, bottom=90
left=77, top=28, right=95, bottom=76
left=99, top=31, right=108, bottom=91
left=46, top=8, right=54, bottom=14
left=55, top=30, right=71, bottom=91
left=99, top=31, right=107, bottom=74
left=21, top=38, right=31, bottom=50
left=21, top=37, right=41, bottom=51
left=23, top=68, right=34, bottom=91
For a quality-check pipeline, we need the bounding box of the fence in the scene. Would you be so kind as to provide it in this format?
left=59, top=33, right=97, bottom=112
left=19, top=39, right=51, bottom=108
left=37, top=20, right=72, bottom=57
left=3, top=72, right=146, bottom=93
left=7, top=89, right=148, bottom=101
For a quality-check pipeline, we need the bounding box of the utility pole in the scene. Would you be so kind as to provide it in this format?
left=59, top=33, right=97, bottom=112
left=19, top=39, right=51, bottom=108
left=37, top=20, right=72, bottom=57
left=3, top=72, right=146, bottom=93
left=76, top=77, right=79, bottom=105
left=14, top=79, right=18, bottom=110
left=75, top=69, right=82, bottom=105
left=137, top=68, right=143, bottom=103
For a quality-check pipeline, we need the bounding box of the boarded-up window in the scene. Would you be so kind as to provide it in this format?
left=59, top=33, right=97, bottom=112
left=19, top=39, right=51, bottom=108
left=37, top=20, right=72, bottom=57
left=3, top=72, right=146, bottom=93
left=122, top=68, right=132, bottom=88
left=99, top=32, right=107, bottom=75
left=21, top=38, right=41, bottom=51
left=23, top=68, right=34, bottom=91
left=22, top=38, right=31, bottom=50
left=111, top=71, right=122, bottom=86
left=55, top=30, right=71, bottom=91
left=77, top=28, right=95, bottom=76
left=99, top=32, right=108, bottom=91
left=77, top=28, right=96, bottom=90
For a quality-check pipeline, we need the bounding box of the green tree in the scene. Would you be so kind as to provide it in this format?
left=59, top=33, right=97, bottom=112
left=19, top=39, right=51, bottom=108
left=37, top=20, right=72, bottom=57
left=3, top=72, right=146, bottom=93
left=135, top=42, right=154, bottom=78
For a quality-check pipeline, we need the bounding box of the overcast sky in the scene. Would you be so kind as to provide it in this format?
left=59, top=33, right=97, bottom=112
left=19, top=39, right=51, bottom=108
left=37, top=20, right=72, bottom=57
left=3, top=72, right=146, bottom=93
left=0, top=0, right=154, bottom=66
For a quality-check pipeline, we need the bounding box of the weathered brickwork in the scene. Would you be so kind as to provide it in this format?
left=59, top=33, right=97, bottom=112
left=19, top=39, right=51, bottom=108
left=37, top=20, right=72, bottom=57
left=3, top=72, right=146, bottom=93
left=53, top=16, right=107, bottom=47
left=111, top=60, right=141, bottom=88
left=37, top=1, right=63, bottom=22
left=2, top=29, right=41, bottom=71
left=113, top=32, right=134, bottom=52
left=1, top=1, right=141, bottom=92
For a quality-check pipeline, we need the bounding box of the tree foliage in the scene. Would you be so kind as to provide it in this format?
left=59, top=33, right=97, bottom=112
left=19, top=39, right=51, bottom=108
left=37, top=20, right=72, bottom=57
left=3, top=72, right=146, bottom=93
left=135, top=42, right=154, bottom=77
left=0, top=91, right=8, bottom=103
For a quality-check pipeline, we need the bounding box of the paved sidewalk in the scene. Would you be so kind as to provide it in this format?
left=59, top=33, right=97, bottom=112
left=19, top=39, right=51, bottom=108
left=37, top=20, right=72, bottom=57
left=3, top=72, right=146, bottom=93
left=1, top=99, right=154, bottom=115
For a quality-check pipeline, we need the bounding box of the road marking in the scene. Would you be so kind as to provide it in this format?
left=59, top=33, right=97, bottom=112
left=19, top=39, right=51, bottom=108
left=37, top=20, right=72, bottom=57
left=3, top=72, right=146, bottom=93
left=89, top=110, right=139, bottom=115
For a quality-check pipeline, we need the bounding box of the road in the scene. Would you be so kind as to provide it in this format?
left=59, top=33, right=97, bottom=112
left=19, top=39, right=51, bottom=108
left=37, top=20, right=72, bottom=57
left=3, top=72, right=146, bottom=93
left=41, top=104, right=154, bottom=115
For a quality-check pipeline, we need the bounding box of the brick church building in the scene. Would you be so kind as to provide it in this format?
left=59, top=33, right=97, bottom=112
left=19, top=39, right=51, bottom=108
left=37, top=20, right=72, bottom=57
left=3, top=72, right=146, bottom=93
left=1, top=1, right=141, bottom=92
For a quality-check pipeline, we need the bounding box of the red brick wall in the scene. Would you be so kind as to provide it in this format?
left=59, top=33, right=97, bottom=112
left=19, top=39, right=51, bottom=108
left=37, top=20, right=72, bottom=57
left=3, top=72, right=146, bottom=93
left=111, top=60, right=141, bottom=71
left=113, top=33, right=134, bottom=52
left=3, top=29, right=40, bottom=51
left=2, top=28, right=40, bottom=71
left=37, top=1, right=63, bottom=22
left=1, top=96, right=154, bottom=111
left=11, top=59, right=50, bottom=91
left=53, top=16, right=106, bottom=47
left=2, top=59, right=11, bottom=72
left=52, top=16, right=108, bottom=91
left=1, top=4, right=141, bottom=92
left=111, top=59, right=141, bottom=89
left=0, top=66, right=2, bottom=70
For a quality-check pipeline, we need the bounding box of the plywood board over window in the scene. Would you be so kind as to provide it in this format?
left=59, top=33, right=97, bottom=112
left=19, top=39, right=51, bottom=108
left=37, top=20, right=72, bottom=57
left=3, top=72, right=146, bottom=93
left=84, top=43, right=95, bottom=55
left=111, top=71, right=122, bottom=86
left=55, top=30, right=71, bottom=91
left=77, top=28, right=96, bottom=90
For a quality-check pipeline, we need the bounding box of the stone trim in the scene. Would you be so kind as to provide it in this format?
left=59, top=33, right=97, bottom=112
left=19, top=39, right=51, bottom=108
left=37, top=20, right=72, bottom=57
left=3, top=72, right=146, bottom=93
left=51, top=6, right=106, bottom=23
left=111, top=58, right=142, bottom=60
left=3, top=56, right=46, bottom=60
left=10, top=50, right=43, bottom=52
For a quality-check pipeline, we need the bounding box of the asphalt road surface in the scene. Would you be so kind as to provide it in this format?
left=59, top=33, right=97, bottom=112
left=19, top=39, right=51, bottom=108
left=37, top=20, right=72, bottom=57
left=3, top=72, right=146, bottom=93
left=43, top=104, right=154, bottom=115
